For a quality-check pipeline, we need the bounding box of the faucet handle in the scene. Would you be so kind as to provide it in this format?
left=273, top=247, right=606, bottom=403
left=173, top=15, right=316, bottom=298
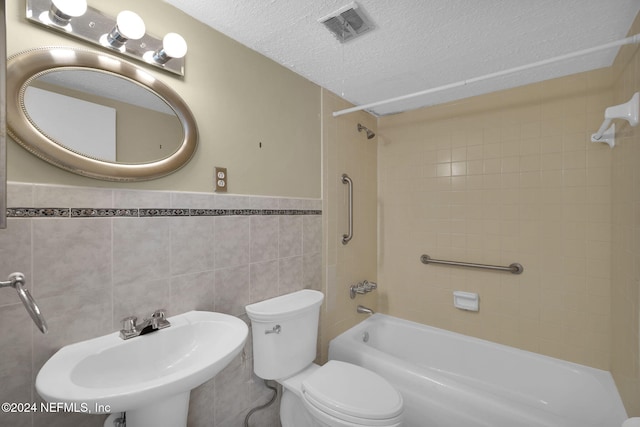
left=120, top=316, right=138, bottom=339
left=121, top=316, right=137, bottom=330
left=363, top=280, right=377, bottom=291
left=151, top=309, right=171, bottom=329
left=349, top=282, right=363, bottom=299
left=151, top=309, right=167, bottom=320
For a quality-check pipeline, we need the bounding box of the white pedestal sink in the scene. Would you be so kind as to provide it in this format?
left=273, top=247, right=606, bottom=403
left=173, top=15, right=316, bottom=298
left=36, top=311, right=248, bottom=427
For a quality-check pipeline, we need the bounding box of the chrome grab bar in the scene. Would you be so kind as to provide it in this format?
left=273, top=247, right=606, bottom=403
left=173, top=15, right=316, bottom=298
left=420, top=254, right=523, bottom=275
left=0, top=272, right=48, bottom=333
left=342, top=173, right=353, bottom=245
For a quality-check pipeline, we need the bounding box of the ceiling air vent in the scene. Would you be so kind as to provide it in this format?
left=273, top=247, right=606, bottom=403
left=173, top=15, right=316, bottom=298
left=319, top=2, right=374, bottom=43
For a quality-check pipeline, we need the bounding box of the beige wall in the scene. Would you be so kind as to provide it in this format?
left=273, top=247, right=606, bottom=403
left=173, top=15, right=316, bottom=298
left=378, top=70, right=615, bottom=369
left=6, top=0, right=321, bottom=198
left=319, top=89, right=378, bottom=359
left=610, top=14, right=640, bottom=416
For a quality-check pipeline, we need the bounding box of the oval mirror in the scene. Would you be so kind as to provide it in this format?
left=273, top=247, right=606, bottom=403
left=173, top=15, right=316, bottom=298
left=6, top=47, right=198, bottom=181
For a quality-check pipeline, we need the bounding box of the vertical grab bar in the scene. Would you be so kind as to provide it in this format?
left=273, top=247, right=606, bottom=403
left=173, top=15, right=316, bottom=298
left=342, top=173, right=353, bottom=245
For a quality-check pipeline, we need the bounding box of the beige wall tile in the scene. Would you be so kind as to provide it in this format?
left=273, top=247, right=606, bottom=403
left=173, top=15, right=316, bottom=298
left=319, top=90, right=378, bottom=362
left=379, top=70, right=614, bottom=374
left=610, top=11, right=640, bottom=416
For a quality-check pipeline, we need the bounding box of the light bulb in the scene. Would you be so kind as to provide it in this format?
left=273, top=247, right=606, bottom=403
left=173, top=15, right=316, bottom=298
left=151, top=33, right=187, bottom=64
left=162, top=33, right=187, bottom=59
left=105, top=10, right=146, bottom=49
left=115, top=10, right=146, bottom=40
left=49, top=0, right=87, bottom=25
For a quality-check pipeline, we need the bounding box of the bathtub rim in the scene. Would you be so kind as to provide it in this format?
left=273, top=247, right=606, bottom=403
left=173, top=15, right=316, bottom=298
left=328, top=313, right=627, bottom=427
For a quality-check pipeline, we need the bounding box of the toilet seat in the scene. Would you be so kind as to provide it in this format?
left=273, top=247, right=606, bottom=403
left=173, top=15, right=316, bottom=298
left=301, top=360, right=403, bottom=426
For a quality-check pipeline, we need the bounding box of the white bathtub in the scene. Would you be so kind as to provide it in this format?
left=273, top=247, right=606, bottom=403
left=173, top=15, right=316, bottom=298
left=328, top=314, right=627, bottom=427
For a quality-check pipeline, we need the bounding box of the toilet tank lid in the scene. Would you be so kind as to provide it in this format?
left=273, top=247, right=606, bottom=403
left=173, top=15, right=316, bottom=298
left=245, top=290, right=324, bottom=322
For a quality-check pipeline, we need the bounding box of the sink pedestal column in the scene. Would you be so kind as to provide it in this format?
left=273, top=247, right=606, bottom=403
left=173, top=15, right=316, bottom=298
left=104, top=391, right=190, bottom=427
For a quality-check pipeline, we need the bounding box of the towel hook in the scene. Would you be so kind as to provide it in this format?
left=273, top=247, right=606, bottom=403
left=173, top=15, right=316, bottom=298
left=0, top=272, right=48, bottom=333
left=591, top=92, right=639, bottom=148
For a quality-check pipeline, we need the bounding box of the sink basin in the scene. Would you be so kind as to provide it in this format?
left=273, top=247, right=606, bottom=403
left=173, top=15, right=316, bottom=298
left=36, top=311, right=248, bottom=427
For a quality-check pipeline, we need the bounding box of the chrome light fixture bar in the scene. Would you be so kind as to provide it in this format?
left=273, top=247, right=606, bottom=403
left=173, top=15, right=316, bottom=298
left=26, top=0, right=186, bottom=76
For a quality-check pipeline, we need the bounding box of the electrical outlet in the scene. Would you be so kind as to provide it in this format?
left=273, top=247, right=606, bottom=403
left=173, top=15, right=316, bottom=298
left=215, top=167, right=227, bottom=192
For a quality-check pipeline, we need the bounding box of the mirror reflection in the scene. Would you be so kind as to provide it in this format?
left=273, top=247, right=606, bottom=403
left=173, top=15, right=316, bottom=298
left=24, top=70, right=183, bottom=163
left=7, top=47, right=198, bottom=181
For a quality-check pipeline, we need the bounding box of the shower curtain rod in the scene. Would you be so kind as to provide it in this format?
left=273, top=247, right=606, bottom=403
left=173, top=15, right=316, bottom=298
left=333, top=33, right=640, bottom=117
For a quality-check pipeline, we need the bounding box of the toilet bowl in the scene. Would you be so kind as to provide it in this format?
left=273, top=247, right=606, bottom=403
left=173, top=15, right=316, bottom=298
left=245, top=290, right=403, bottom=427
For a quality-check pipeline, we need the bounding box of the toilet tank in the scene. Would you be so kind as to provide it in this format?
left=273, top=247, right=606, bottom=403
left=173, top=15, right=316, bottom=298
left=245, top=290, right=324, bottom=380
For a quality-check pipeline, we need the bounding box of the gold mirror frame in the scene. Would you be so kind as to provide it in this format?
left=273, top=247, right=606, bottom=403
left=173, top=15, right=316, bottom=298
left=6, top=47, right=198, bottom=181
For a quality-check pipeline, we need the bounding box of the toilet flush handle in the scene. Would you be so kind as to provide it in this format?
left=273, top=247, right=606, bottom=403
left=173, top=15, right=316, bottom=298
left=265, top=324, right=281, bottom=335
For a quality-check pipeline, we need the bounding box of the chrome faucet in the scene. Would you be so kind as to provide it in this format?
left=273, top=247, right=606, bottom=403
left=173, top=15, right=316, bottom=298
left=120, top=309, right=171, bottom=340
left=357, top=305, right=374, bottom=315
left=349, top=280, right=378, bottom=299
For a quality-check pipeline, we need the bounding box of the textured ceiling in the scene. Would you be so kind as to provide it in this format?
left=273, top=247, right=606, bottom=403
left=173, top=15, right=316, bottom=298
left=166, top=0, right=640, bottom=116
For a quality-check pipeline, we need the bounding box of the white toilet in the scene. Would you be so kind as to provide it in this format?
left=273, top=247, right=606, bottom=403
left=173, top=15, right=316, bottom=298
left=245, top=289, right=404, bottom=427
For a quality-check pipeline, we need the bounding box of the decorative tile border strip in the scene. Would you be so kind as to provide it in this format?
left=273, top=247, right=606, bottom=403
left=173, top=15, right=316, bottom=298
left=7, top=208, right=322, bottom=218
left=71, top=208, right=139, bottom=217
left=8, top=208, right=70, bottom=217
left=139, top=209, right=191, bottom=217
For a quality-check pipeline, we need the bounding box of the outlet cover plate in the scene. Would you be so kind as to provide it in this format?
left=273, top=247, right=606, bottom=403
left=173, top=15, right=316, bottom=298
left=215, top=167, right=227, bottom=192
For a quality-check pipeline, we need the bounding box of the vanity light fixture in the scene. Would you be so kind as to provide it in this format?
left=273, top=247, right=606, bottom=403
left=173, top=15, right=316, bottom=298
left=26, top=0, right=186, bottom=76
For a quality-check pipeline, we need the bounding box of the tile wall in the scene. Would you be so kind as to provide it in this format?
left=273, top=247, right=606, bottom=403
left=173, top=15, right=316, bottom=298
left=610, top=15, right=640, bottom=415
left=0, top=182, right=322, bottom=427
left=378, top=69, right=615, bottom=370
left=320, top=90, right=378, bottom=359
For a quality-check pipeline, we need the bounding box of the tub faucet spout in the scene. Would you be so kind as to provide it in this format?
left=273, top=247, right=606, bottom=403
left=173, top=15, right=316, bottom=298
left=357, top=305, right=374, bottom=315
